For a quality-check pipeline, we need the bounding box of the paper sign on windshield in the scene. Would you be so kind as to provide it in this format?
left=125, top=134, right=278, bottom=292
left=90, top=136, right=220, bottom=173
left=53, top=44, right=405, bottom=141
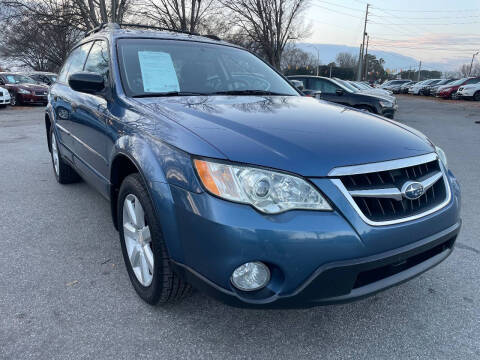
left=138, top=51, right=180, bottom=93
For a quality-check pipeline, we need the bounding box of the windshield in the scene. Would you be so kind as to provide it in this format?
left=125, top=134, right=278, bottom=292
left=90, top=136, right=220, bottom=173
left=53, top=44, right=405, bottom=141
left=336, top=79, right=358, bottom=92
left=117, top=39, right=298, bottom=97
left=449, top=78, right=467, bottom=86
left=5, top=74, right=36, bottom=84
left=348, top=82, right=362, bottom=90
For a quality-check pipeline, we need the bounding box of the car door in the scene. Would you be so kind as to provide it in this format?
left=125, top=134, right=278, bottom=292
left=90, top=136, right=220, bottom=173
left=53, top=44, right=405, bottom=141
left=51, top=42, right=93, bottom=159
left=68, top=39, right=112, bottom=195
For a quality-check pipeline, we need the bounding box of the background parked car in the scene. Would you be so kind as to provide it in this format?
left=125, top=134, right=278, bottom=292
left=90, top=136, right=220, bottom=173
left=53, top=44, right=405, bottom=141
left=437, top=77, right=480, bottom=99
left=409, top=79, right=440, bottom=95
left=0, top=73, right=49, bottom=106
left=25, top=72, right=58, bottom=86
left=0, top=86, right=11, bottom=107
left=428, top=79, right=458, bottom=97
left=348, top=81, right=393, bottom=97
left=288, top=75, right=398, bottom=118
left=456, top=82, right=480, bottom=101
left=381, top=80, right=412, bottom=94
left=400, top=81, right=416, bottom=94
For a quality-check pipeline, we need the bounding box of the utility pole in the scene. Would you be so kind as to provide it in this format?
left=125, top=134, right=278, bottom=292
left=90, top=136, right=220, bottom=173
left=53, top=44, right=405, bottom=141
left=356, top=3, right=369, bottom=81
left=417, top=61, right=422, bottom=81
left=329, top=63, right=332, bottom=78
left=363, top=35, right=370, bottom=81
left=469, top=51, right=479, bottom=76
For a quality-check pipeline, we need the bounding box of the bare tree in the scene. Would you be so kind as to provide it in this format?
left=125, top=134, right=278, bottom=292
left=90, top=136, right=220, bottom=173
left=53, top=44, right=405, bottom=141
left=142, top=0, right=216, bottom=33
left=281, top=44, right=317, bottom=71
left=0, top=0, right=134, bottom=30
left=219, top=0, right=309, bottom=69
left=335, top=52, right=357, bottom=69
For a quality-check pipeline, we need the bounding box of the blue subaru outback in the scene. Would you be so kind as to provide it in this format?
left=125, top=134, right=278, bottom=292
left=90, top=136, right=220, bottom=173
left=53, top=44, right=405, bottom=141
left=45, top=24, right=461, bottom=307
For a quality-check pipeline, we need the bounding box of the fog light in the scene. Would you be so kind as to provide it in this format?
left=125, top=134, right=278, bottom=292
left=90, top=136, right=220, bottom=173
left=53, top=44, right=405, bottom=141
left=231, top=262, right=270, bottom=291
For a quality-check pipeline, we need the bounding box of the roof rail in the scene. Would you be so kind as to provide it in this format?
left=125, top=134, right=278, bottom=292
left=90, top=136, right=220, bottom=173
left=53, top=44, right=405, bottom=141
left=84, top=22, right=222, bottom=41
left=119, top=23, right=222, bottom=40
left=118, top=23, right=200, bottom=36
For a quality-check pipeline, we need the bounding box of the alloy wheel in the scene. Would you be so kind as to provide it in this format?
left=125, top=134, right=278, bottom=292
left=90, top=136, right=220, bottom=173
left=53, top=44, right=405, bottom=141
left=10, top=95, right=16, bottom=106
left=51, top=133, right=59, bottom=176
left=122, top=194, right=154, bottom=286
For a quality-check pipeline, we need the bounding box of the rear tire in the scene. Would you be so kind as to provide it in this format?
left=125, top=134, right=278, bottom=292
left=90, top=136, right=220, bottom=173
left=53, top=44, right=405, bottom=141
left=49, top=128, right=80, bottom=184
left=118, top=173, right=192, bottom=305
left=474, top=91, right=480, bottom=101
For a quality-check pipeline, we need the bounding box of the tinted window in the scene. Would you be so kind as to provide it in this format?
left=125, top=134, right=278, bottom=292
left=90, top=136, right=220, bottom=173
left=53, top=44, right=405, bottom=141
left=288, top=77, right=307, bottom=88
left=117, top=39, right=298, bottom=96
left=466, top=78, right=480, bottom=84
left=308, top=78, right=340, bottom=94
left=84, top=40, right=110, bottom=81
left=58, top=42, right=92, bottom=83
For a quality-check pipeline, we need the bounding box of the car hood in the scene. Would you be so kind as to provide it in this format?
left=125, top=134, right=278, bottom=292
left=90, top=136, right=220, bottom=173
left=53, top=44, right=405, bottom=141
left=137, top=96, right=433, bottom=176
left=16, top=83, right=48, bottom=91
left=357, top=91, right=396, bottom=102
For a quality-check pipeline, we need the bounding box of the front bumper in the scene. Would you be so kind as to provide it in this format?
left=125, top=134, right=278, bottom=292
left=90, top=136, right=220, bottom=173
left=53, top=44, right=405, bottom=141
left=159, top=169, right=461, bottom=308
left=380, top=105, right=397, bottom=119
left=18, top=93, right=48, bottom=104
left=173, top=221, right=459, bottom=308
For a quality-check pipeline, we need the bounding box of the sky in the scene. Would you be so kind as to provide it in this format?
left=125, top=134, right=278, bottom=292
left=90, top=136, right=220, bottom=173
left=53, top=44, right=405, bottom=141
left=303, top=0, right=480, bottom=71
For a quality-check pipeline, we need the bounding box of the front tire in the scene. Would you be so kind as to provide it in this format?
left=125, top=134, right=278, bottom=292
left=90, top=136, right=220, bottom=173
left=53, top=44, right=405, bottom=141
left=10, top=94, right=18, bottom=106
left=118, top=173, right=192, bottom=305
left=474, top=91, right=480, bottom=101
left=50, top=128, right=80, bottom=184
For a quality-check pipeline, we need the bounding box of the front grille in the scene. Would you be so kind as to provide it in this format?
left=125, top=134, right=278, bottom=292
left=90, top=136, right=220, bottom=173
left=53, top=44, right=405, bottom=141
left=35, top=91, right=47, bottom=96
left=339, top=160, right=448, bottom=222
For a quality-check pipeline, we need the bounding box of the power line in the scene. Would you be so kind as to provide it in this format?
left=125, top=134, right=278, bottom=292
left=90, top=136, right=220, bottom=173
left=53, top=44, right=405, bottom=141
left=311, top=4, right=364, bottom=18
left=370, top=6, right=480, bottom=13
left=313, top=0, right=364, bottom=12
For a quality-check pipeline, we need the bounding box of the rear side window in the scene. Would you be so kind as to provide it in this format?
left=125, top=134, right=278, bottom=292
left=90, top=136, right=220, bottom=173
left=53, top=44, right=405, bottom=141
left=84, top=40, right=110, bottom=81
left=308, top=78, right=339, bottom=94
left=466, top=78, right=480, bottom=84
left=289, top=77, right=307, bottom=88
left=58, top=42, right=93, bottom=83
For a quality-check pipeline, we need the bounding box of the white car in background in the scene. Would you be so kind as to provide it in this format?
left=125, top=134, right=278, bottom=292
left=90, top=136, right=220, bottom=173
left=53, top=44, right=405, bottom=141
left=0, top=87, right=10, bottom=107
left=408, top=79, right=433, bottom=95
left=456, top=83, right=480, bottom=101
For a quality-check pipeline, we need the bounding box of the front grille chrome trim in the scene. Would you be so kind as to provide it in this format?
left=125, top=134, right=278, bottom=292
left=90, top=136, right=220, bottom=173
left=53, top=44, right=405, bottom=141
left=330, top=155, right=452, bottom=227
left=328, top=153, right=438, bottom=176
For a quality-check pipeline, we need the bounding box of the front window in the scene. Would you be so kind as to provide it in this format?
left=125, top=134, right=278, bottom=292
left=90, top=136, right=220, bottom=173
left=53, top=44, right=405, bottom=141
left=5, top=74, right=36, bottom=84
left=117, top=39, right=298, bottom=97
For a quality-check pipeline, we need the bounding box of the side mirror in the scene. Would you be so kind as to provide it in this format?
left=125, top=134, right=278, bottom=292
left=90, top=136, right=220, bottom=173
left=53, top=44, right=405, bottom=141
left=314, top=91, right=322, bottom=99
left=69, top=72, right=104, bottom=94
left=336, top=89, right=344, bottom=96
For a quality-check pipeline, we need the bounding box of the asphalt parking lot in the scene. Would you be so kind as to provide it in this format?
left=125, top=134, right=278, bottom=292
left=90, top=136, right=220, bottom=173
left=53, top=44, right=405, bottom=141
left=1, top=97, right=479, bottom=360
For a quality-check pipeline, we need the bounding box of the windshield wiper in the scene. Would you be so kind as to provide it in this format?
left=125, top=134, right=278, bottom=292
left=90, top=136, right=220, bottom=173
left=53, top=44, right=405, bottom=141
left=132, top=91, right=209, bottom=98
left=209, top=90, right=293, bottom=96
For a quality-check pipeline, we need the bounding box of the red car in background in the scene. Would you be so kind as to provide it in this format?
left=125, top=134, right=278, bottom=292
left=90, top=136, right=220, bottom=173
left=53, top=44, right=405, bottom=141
left=436, top=77, right=480, bottom=99
left=0, top=73, right=49, bottom=106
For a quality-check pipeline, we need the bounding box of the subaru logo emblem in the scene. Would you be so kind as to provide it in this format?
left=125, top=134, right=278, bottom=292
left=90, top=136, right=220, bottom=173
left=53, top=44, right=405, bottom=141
left=401, top=181, right=425, bottom=200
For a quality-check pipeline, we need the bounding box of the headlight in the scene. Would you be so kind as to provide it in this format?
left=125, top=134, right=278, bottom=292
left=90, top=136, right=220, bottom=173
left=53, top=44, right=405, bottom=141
left=194, top=159, right=332, bottom=214
left=18, top=89, right=31, bottom=94
left=435, top=146, right=448, bottom=170
left=379, top=100, right=393, bottom=107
